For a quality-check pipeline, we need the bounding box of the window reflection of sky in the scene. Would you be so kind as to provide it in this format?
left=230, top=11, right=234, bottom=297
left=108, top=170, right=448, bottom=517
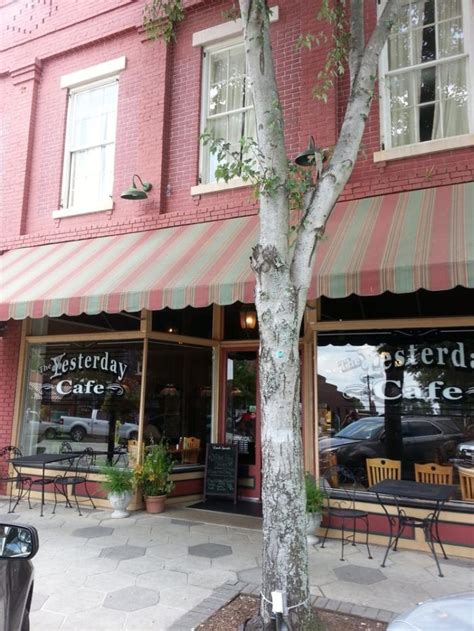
left=318, top=344, right=421, bottom=414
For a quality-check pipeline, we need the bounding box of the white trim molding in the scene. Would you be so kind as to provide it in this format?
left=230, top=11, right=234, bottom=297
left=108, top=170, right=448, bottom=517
left=192, top=6, right=279, bottom=47
left=373, top=133, right=474, bottom=163
left=52, top=199, right=114, bottom=219
left=191, top=177, right=251, bottom=196
left=60, top=56, right=126, bottom=89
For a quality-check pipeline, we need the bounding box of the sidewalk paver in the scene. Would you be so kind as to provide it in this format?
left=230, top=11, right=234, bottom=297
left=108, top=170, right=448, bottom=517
left=0, top=497, right=471, bottom=630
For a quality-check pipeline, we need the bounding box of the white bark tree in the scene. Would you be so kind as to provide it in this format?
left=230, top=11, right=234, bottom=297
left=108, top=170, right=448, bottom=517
left=147, top=0, right=399, bottom=627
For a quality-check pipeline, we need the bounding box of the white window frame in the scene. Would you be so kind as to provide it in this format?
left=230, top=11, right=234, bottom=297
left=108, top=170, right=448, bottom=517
left=376, top=0, right=473, bottom=163
left=54, top=56, right=125, bottom=218
left=191, top=7, right=279, bottom=195
left=199, top=37, right=255, bottom=188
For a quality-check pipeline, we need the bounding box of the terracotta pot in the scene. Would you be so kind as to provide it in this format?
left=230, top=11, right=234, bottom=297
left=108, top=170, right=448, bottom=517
left=144, top=494, right=167, bottom=514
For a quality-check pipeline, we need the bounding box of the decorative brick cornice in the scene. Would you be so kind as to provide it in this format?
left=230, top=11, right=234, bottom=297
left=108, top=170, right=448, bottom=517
left=10, top=59, right=42, bottom=86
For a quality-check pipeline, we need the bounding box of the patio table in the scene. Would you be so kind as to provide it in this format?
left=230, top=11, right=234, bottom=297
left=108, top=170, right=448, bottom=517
left=369, top=479, right=457, bottom=577
left=11, top=453, right=78, bottom=517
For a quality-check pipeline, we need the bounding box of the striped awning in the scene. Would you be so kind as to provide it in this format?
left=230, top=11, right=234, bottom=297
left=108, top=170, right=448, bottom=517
left=312, top=182, right=473, bottom=298
left=1, top=183, right=472, bottom=320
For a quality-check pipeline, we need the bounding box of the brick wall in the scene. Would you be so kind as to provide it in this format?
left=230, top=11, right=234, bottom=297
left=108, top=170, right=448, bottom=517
left=1, top=0, right=473, bottom=254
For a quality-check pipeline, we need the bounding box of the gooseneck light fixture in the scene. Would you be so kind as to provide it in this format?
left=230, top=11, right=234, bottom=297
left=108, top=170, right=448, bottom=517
left=294, top=136, right=323, bottom=168
left=120, top=174, right=152, bottom=200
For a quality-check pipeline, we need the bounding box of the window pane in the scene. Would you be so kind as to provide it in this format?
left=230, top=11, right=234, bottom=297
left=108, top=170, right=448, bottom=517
left=317, top=331, right=472, bottom=485
left=419, top=66, right=436, bottom=103
left=389, top=33, right=410, bottom=70
left=209, top=51, right=228, bottom=115
left=388, top=72, right=417, bottom=146
left=206, top=117, right=227, bottom=182
left=420, top=25, right=436, bottom=62
left=436, top=0, right=462, bottom=22
left=228, top=47, right=246, bottom=111
left=419, top=103, right=435, bottom=141
left=438, top=18, right=464, bottom=58
left=19, top=341, right=142, bottom=466
left=434, top=59, right=469, bottom=139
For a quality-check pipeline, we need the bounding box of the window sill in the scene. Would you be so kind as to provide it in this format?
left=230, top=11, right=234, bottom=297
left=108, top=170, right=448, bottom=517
left=373, top=134, right=474, bottom=163
left=52, top=199, right=114, bottom=219
left=191, top=178, right=252, bottom=196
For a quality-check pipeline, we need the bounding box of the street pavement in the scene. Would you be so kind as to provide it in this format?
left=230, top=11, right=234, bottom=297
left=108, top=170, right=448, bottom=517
left=0, top=498, right=472, bottom=630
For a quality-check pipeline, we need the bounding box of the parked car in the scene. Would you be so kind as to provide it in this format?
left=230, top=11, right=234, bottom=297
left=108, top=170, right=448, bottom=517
left=0, top=523, right=39, bottom=631
left=456, top=440, right=474, bottom=464
left=57, top=410, right=139, bottom=442
left=387, top=592, right=474, bottom=630
left=319, top=416, right=464, bottom=481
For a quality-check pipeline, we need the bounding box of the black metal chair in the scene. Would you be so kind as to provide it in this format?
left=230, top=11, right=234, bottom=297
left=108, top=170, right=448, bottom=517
left=59, top=441, right=73, bottom=453
left=320, top=465, right=372, bottom=562
left=52, top=448, right=96, bottom=516
left=0, top=446, right=32, bottom=513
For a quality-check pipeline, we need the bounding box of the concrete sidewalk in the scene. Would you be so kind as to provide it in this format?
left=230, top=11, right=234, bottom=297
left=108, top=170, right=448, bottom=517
left=0, top=498, right=472, bottom=630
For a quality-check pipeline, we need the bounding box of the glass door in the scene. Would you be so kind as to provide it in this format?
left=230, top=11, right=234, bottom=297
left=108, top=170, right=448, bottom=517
left=222, top=350, right=261, bottom=500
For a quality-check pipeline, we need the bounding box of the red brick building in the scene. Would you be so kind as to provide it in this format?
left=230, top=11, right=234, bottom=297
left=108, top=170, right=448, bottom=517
left=1, top=1, right=473, bottom=552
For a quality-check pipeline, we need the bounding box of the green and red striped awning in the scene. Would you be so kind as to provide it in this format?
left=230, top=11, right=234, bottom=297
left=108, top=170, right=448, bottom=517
left=1, top=183, right=472, bottom=320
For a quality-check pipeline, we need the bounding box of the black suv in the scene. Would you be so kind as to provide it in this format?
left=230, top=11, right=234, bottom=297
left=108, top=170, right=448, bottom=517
left=319, top=416, right=464, bottom=481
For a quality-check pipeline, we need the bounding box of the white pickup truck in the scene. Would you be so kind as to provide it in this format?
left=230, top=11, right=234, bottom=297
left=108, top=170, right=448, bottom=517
left=56, top=410, right=139, bottom=443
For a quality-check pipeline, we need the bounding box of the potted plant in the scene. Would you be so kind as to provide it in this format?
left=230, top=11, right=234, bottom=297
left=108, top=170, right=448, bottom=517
left=134, top=440, right=174, bottom=513
left=305, top=473, right=326, bottom=543
left=99, top=463, right=134, bottom=519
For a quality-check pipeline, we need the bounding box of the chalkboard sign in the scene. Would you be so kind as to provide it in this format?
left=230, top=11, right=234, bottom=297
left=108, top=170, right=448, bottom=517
left=204, top=443, right=238, bottom=503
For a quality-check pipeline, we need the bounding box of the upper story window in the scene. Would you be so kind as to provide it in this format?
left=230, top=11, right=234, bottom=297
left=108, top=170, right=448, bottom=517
left=56, top=56, right=125, bottom=217
left=61, top=79, right=118, bottom=211
left=380, top=0, right=472, bottom=149
left=200, top=40, right=256, bottom=184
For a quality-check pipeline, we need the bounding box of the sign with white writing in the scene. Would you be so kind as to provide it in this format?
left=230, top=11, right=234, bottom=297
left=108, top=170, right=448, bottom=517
left=39, top=352, right=128, bottom=398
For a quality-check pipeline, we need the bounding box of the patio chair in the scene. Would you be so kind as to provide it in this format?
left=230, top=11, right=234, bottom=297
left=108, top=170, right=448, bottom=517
left=0, top=446, right=32, bottom=513
left=458, top=466, right=474, bottom=501
left=181, top=437, right=201, bottom=464
left=28, top=446, right=73, bottom=504
left=415, top=463, right=453, bottom=485
left=320, top=465, right=372, bottom=562
left=366, top=457, right=401, bottom=487
left=52, top=448, right=96, bottom=516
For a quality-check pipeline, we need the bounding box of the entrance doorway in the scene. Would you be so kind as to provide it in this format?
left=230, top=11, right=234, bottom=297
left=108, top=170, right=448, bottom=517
left=222, top=350, right=261, bottom=500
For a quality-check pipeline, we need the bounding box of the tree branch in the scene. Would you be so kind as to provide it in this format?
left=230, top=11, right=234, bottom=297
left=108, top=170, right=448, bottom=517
left=291, top=0, right=398, bottom=320
left=349, top=0, right=364, bottom=86
left=239, top=0, right=290, bottom=261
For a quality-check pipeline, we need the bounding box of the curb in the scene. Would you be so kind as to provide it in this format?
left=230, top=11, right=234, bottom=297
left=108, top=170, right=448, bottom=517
left=176, top=581, right=397, bottom=629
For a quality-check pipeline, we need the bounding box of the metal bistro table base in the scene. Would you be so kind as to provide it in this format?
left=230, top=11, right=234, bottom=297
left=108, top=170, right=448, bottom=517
left=11, top=453, right=79, bottom=517
left=369, top=479, right=457, bottom=578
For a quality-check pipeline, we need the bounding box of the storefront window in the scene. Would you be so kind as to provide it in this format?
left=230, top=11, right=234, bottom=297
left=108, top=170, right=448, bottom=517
left=317, top=329, right=474, bottom=492
left=20, top=341, right=143, bottom=465
left=152, top=306, right=213, bottom=338
left=145, top=341, right=213, bottom=466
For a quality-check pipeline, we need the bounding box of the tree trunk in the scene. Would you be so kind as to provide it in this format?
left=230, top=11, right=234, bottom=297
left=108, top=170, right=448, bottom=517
left=253, top=263, right=318, bottom=629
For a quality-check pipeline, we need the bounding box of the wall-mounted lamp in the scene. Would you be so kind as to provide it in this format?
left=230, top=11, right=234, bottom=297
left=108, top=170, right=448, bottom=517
left=294, top=136, right=327, bottom=168
left=239, top=305, right=257, bottom=331
left=121, top=174, right=152, bottom=200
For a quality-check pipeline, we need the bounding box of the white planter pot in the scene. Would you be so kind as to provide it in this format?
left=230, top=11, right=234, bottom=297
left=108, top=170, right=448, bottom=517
left=108, top=491, right=132, bottom=519
left=306, top=512, right=322, bottom=545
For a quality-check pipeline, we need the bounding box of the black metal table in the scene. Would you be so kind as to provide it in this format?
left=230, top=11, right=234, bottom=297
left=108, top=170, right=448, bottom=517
left=11, top=453, right=78, bottom=516
left=369, top=479, right=457, bottom=577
